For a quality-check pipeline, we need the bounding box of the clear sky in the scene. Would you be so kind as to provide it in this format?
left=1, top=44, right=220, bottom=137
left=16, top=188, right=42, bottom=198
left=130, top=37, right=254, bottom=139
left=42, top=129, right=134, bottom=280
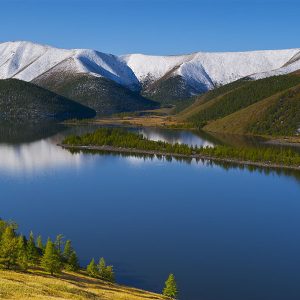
left=0, top=0, right=299, bottom=55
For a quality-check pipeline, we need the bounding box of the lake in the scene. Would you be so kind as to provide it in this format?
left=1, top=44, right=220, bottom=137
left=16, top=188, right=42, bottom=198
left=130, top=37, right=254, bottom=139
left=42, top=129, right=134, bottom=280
left=0, top=124, right=300, bottom=300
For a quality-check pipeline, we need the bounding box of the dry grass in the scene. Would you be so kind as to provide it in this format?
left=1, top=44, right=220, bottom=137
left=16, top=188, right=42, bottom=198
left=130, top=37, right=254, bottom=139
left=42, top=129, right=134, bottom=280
left=0, top=270, right=165, bottom=300
left=96, top=116, right=178, bottom=127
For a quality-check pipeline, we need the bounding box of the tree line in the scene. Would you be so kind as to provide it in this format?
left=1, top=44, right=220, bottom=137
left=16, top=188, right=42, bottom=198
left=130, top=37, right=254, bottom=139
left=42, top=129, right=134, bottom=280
left=0, top=219, right=113, bottom=282
left=63, top=128, right=300, bottom=167
left=0, top=218, right=179, bottom=299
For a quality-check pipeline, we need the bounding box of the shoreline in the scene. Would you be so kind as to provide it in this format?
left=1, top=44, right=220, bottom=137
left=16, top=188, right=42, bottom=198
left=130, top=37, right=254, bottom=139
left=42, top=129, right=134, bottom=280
left=63, top=118, right=300, bottom=146
left=59, top=144, right=300, bottom=171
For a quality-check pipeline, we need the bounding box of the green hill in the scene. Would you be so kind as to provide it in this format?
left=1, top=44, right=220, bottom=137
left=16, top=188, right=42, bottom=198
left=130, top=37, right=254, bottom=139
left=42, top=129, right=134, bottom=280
left=33, top=73, right=159, bottom=116
left=179, top=73, right=300, bottom=137
left=0, top=79, right=96, bottom=122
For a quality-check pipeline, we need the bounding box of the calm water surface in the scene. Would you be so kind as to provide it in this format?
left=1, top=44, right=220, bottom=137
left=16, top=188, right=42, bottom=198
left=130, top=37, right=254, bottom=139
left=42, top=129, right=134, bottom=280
left=0, top=124, right=300, bottom=300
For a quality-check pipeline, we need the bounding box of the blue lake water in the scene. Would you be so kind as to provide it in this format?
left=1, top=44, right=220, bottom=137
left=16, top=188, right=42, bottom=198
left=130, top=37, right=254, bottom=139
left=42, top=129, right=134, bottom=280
left=0, top=125, right=300, bottom=300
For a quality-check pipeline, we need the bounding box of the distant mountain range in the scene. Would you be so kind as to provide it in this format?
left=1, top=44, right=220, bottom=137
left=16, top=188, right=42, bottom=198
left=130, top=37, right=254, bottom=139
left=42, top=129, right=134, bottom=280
left=0, top=41, right=300, bottom=122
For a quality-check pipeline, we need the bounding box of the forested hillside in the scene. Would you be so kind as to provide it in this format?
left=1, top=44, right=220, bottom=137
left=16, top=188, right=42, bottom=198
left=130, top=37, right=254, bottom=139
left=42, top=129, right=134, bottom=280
left=179, top=74, right=300, bottom=137
left=0, top=79, right=96, bottom=122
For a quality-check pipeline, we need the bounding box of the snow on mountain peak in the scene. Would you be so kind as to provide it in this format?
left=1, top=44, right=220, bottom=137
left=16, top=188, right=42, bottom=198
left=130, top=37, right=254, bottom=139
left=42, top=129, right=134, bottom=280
left=0, top=41, right=140, bottom=90
left=0, top=41, right=300, bottom=97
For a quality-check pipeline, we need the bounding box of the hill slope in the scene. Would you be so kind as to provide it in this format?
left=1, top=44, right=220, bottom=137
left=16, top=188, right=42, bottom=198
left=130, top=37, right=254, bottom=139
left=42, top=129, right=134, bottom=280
left=0, top=79, right=96, bottom=121
left=179, top=73, right=300, bottom=136
left=0, top=270, right=165, bottom=300
left=33, top=73, right=159, bottom=116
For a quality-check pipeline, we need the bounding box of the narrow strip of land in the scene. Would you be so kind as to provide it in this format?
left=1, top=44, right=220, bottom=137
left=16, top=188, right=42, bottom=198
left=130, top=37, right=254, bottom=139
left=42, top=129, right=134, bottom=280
left=59, top=144, right=300, bottom=171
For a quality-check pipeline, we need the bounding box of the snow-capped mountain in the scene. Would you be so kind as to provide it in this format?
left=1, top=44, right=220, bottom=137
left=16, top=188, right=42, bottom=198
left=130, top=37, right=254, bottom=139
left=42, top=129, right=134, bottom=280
left=1, top=41, right=300, bottom=102
left=0, top=41, right=140, bottom=90
left=122, top=49, right=300, bottom=90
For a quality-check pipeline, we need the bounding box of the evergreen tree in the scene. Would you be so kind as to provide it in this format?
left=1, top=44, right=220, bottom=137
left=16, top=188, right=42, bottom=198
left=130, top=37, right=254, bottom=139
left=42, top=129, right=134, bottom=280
left=86, top=258, right=99, bottom=278
left=66, top=251, right=80, bottom=272
left=27, top=231, right=39, bottom=266
left=36, top=235, right=44, bottom=253
left=63, top=240, right=72, bottom=261
left=98, top=257, right=115, bottom=282
left=17, top=235, right=29, bottom=271
left=55, top=234, right=64, bottom=255
left=63, top=240, right=80, bottom=271
left=41, top=239, right=62, bottom=275
left=98, top=257, right=106, bottom=279
left=163, top=274, right=178, bottom=299
left=105, top=265, right=115, bottom=283
left=0, top=226, right=18, bottom=269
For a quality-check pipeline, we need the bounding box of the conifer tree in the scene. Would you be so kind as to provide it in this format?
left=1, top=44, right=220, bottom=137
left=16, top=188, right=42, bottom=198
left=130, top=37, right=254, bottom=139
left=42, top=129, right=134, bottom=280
left=17, top=235, right=28, bottom=271
left=36, top=235, right=44, bottom=253
left=27, top=231, right=39, bottom=266
left=63, top=240, right=72, bottom=261
left=0, top=226, right=18, bottom=269
left=98, top=257, right=106, bottom=279
left=87, top=258, right=99, bottom=278
left=163, top=274, right=178, bottom=299
left=66, top=251, right=80, bottom=272
left=41, top=239, right=62, bottom=275
left=105, top=265, right=115, bottom=283
left=63, top=240, right=80, bottom=271
left=55, top=234, right=64, bottom=255
left=98, top=257, right=115, bottom=282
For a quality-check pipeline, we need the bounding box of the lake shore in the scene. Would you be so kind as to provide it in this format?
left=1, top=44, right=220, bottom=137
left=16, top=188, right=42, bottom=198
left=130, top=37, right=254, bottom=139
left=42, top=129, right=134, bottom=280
left=59, top=144, right=300, bottom=171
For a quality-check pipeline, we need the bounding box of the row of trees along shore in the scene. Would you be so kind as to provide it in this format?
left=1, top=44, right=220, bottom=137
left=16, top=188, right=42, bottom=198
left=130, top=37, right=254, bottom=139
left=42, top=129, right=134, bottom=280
left=63, top=128, right=300, bottom=167
left=0, top=219, right=178, bottom=299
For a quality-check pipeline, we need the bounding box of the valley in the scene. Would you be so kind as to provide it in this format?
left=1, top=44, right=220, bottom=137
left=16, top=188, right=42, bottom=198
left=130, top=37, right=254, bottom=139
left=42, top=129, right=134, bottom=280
left=1, top=40, right=300, bottom=300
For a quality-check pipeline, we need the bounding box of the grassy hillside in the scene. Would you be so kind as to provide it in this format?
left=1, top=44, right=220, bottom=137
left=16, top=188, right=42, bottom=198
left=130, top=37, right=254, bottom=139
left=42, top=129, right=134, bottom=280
left=0, top=79, right=96, bottom=122
left=34, top=73, right=159, bottom=116
left=0, top=270, right=165, bottom=300
left=178, top=73, right=300, bottom=137
left=178, top=79, right=248, bottom=121
left=204, top=83, right=300, bottom=136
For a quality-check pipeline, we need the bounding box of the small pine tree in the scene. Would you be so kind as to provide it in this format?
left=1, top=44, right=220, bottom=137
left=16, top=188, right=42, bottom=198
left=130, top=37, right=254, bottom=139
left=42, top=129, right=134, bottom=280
left=55, top=234, right=64, bottom=255
left=105, top=265, right=115, bottom=283
left=63, top=240, right=72, bottom=261
left=98, top=257, right=115, bottom=282
left=27, top=232, right=39, bottom=267
left=87, top=258, right=99, bottom=278
left=163, top=274, right=178, bottom=299
left=36, top=235, right=44, bottom=253
left=98, top=257, right=106, bottom=279
left=66, top=251, right=80, bottom=272
left=41, top=239, right=62, bottom=275
left=17, top=235, right=29, bottom=271
left=0, top=226, right=18, bottom=269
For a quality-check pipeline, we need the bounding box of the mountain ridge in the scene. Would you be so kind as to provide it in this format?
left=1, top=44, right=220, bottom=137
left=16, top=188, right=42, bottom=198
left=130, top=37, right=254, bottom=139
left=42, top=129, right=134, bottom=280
left=1, top=41, right=300, bottom=103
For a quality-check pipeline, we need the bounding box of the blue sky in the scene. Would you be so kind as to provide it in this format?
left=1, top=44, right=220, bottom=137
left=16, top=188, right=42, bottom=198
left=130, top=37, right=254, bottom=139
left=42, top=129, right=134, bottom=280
left=0, top=0, right=299, bottom=55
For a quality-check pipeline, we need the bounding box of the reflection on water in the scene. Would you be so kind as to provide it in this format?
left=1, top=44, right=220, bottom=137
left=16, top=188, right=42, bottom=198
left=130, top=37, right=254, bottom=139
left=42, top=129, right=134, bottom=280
left=0, top=124, right=299, bottom=180
left=0, top=140, right=82, bottom=174
left=0, top=121, right=66, bottom=144
left=138, top=127, right=215, bottom=147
